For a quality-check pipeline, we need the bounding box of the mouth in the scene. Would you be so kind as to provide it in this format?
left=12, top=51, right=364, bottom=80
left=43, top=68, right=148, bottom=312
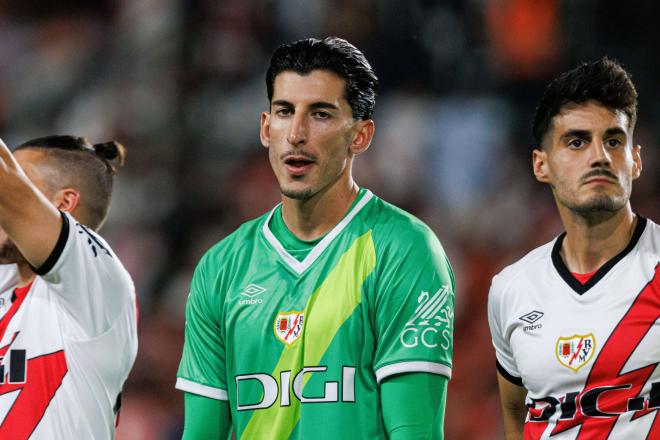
left=283, top=155, right=315, bottom=176
left=583, top=177, right=617, bottom=185
left=581, top=170, right=618, bottom=186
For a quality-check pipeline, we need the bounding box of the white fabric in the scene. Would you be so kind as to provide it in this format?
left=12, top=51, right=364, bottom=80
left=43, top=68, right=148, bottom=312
left=488, top=218, right=660, bottom=439
left=175, top=378, right=228, bottom=400
left=374, top=361, right=452, bottom=384
left=0, top=213, right=138, bottom=439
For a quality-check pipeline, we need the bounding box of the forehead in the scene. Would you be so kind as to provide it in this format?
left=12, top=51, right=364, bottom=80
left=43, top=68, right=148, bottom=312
left=272, top=70, right=348, bottom=105
left=551, top=101, right=630, bottom=136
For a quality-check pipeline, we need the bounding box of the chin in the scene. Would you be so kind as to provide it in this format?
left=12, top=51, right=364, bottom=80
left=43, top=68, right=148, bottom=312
left=281, top=186, right=315, bottom=200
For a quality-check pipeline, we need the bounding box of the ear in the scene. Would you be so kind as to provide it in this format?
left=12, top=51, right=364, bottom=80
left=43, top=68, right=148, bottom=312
left=631, top=144, right=642, bottom=180
left=532, top=148, right=551, bottom=183
left=349, top=119, right=375, bottom=156
left=52, top=188, right=80, bottom=213
left=260, top=111, right=271, bottom=149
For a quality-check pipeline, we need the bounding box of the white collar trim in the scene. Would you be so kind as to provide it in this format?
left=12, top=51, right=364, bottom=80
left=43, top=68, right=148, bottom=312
left=262, top=190, right=374, bottom=274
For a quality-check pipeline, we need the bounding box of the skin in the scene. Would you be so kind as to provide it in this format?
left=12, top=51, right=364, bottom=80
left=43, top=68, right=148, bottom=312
left=0, top=145, right=81, bottom=286
left=498, top=100, right=643, bottom=438
left=260, top=70, right=375, bottom=240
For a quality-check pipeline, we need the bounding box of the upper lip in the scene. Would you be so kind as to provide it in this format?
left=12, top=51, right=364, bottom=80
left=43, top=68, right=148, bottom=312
left=282, top=152, right=316, bottom=166
left=581, top=170, right=618, bottom=184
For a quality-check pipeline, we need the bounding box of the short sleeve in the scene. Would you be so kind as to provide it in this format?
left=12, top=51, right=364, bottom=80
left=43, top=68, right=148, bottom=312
left=176, top=253, right=228, bottom=400
left=36, top=212, right=136, bottom=339
left=487, top=275, right=522, bottom=384
left=372, top=223, right=455, bottom=383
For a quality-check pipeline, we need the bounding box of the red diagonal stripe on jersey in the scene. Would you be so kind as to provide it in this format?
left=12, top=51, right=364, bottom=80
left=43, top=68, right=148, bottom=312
left=550, top=263, right=660, bottom=438
left=0, top=283, right=32, bottom=343
left=0, top=350, right=68, bottom=438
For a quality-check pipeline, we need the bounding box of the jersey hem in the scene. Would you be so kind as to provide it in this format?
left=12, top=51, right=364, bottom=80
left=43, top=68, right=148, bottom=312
left=176, top=377, right=228, bottom=400
left=496, top=360, right=523, bottom=386
left=374, top=361, right=452, bottom=384
left=34, top=211, right=70, bottom=275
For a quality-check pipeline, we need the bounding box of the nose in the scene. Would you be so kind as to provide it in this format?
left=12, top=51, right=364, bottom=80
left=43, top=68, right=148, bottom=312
left=286, top=113, right=307, bottom=146
left=589, top=139, right=611, bottom=168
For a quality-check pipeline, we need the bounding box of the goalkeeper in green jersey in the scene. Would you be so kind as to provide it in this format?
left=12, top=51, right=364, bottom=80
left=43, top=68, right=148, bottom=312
left=176, top=37, right=456, bottom=439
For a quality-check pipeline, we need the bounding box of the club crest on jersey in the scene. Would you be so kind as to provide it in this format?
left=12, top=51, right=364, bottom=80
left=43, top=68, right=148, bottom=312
left=274, top=311, right=304, bottom=346
left=555, top=333, right=596, bottom=372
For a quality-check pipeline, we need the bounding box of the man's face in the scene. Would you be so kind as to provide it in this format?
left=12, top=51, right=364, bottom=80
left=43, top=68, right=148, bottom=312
left=533, top=101, right=642, bottom=215
left=0, top=150, right=53, bottom=264
left=260, top=70, right=368, bottom=200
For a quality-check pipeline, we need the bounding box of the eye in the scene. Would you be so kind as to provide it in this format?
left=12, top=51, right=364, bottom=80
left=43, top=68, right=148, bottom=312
left=275, top=108, right=292, bottom=117
left=312, top=111, right=331, bottom=119
left=606, top=138, right=622, bottom=148
left=568, top=139, right=585, bottom=149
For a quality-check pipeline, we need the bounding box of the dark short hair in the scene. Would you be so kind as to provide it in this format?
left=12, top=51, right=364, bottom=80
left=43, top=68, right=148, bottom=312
left=266, top=37, right=379, bottom=120
left=16, top=135, right=126, bottom=230
left=532, top=57, right=638, bottom=147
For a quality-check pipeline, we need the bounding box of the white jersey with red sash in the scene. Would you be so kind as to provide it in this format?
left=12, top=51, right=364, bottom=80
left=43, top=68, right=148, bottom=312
left=0, top=212, right=138, bottom=439
left=489, top=217, right=660, bottom=439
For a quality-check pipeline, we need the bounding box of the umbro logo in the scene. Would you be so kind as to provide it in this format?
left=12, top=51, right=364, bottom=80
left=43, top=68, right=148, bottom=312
left=520, top=310, right=543, bottom=331
left=239, top=284, right=266, bottom=305
left=241, top=284, right=267, bottom=298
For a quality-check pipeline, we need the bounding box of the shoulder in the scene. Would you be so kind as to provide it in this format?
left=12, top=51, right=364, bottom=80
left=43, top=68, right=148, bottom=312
left=365, top=195, right=442, bottom=253
left=489, top=240, right=555, bottom=302
left=639, top=217, right=660, bottom=254
left=194, top=212, right=271, bottom=282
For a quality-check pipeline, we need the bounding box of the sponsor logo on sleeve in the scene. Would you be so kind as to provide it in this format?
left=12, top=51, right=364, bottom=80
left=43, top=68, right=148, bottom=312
left=399, top=286, right=452, bottom=350
left=274, top=311, right=304, bottom=346
left=555, top=333, right=596, bottom=372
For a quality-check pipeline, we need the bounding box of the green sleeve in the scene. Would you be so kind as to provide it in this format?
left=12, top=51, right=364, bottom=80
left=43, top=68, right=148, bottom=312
left=381, top=373, right=448, bottom=440
left=373, top=222, right=455, bottom=380
left=182, top=392, right=232, bottom=440
left=177, top=253, right=228, bottom=395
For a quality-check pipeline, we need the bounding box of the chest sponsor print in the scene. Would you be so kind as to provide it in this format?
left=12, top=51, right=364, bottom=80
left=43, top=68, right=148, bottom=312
left=274, top=311, right=304, bottom=346
left=555, top=333, right=596, bottom=372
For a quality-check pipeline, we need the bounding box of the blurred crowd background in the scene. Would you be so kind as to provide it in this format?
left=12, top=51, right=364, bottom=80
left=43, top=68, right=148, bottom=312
left=0, top=0, right=657, bottom=438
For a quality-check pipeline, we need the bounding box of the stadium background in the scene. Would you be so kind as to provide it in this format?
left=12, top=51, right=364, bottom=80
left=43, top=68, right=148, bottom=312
left=0, top=1, right=657, bottom=438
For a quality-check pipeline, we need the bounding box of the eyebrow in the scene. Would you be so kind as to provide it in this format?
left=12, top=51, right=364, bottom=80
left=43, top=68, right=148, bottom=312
left=560, top=127, right=628, bottom=142
left=271, top=100, right=339, bottom=111
left=560, top=130, right=591, bottom=142
left=604, top=127, right=627, bottom=137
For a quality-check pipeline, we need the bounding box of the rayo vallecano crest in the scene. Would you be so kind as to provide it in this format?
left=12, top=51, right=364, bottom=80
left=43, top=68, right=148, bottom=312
left=555, top=333, right=596, bottom=372
left=274, top=311, right=305, bottom=346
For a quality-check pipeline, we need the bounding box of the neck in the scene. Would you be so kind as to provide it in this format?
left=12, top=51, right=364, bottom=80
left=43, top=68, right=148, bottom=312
left=557, top=203, right=637, bottom=274
left=280, top=176, right=359, bottom=241
left=17, top=261, right=36, bottom=287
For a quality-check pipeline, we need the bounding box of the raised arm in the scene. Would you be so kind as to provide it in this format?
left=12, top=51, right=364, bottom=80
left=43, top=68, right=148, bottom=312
left=0, top=138, right=61, bottom=268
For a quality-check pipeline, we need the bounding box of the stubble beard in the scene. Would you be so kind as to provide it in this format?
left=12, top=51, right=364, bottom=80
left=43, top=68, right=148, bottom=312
left=280, top=186, right=315, bottom=201
left=555, top=182, right=630, bottom=225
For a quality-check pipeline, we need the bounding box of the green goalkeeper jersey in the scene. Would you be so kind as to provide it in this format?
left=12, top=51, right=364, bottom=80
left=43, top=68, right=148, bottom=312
left=176, top=189, right=455, bottom=439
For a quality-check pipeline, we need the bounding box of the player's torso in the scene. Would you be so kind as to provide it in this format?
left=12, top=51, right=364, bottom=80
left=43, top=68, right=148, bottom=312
left=506, top=221, right=660, bottom=439
left=218, top=207, right=388, bottom=439
left=0, top=274, right=116, bottom=439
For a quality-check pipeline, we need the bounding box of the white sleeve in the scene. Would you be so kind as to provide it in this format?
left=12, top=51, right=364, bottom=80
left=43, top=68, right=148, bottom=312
left=487, top=274, right=522, bottom=385
left=35, top=212, right=137, bottom=339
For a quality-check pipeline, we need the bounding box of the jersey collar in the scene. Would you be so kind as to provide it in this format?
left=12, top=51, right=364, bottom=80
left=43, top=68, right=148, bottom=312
left=552, top=216, right=647, bottom=294
left=262, top=190, right=374, bottom=275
